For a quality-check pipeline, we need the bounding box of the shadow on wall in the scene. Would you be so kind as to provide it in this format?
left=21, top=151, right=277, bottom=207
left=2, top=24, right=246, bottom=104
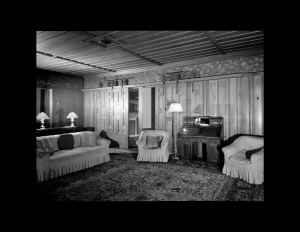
left=217, top=133, right=264, bottom=171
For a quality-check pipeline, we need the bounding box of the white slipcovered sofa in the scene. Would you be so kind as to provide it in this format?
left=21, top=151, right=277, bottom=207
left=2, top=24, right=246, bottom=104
left=36, top=131, right=111, bottom=182
left=222, top=135, right=264, bottom=185
left=136, top=130, right=170, bottom=162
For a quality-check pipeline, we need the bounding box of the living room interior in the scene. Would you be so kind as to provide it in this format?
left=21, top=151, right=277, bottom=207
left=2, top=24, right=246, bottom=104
left=36, top=31, right=264, bottom=201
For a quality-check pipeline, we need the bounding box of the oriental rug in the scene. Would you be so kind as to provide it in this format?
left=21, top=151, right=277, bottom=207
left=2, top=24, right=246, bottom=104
left=36, top=153, right=264, bottom=201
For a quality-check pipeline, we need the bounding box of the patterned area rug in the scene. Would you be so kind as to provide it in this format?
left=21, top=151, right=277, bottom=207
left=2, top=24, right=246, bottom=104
left=36, top=153, right=264, bottom=201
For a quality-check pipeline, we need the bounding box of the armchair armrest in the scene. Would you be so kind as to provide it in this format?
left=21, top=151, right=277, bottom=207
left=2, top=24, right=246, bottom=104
left=222, top=142, right=244, bottom=159
left=36, top=148, right=50, bottom=170
left=36, top=148, right=49, bottom=158
left=160, top=141, right=168, bottom=149
left=96, top=137, right=111, bottom=147
left=250, top=148, right=264, bottom=163
left=136, top=133, right=146, bottom=148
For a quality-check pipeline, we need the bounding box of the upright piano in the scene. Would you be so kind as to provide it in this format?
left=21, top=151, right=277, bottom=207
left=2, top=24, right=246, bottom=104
left=178, top=116, right=224, bottom=163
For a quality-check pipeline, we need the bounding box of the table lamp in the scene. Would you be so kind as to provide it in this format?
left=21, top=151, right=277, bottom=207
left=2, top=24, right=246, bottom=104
left=66, top=112, right=78, bottom=127
left=168, top=103, right=183, bottom=160
left=36, top=112, right=50, bottom=129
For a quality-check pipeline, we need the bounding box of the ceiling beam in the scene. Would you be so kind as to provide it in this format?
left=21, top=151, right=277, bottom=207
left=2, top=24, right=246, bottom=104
left=203, top=31, right=226, bottom=55
left=36, top=51, right=116, bottom=72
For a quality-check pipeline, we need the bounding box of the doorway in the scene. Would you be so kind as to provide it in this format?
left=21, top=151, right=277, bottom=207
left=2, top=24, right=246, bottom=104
left=128, top=88, right=139, bottom=148
left=128, top=87, right=155, bottom=148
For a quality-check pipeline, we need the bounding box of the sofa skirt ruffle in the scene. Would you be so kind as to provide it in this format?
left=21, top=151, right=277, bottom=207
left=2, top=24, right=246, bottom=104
left=37, top=153, right=110, bottom=181
left=137, top=152, right=168, bottom=162
left=222, top=163, right=263, bottom=185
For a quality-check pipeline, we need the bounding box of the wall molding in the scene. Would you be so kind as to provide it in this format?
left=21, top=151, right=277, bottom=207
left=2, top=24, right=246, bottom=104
left=81, top=71, right=264, bottom=91
left=83, top=54, right=264, bottom=89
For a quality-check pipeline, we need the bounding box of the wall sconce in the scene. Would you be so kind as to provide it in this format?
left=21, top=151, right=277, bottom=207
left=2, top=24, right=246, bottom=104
left=66, top=112, right=78, bottom=127
left=36, top=112, right=50, bottom=129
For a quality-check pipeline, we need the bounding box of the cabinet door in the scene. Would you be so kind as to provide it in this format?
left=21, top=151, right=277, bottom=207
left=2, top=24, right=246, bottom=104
left=207, top=139, right=220, bottom=163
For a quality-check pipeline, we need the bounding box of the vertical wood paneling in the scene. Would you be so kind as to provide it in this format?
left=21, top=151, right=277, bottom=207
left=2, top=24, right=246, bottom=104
left=261, top=74, right=264, bottom=135
left=155, top=85, right=165, bottom=130
left=36, top=88, right=41, bottom=116
left=49, top=88, right=83, bottom=127
left=83, top=91, right=89, bottom=126
left=186, top=82, right=191, bottom=116
left=177, top=72, right=263, bottom=140
left=218, top=79, right=226, bottom=137
left=238, top=76, right=250, bottom=134
left=253, top=75, right=263, bottom=135
left=81, top=72, right=263, bottom=147
left=207, top=80, right=218, bottom=116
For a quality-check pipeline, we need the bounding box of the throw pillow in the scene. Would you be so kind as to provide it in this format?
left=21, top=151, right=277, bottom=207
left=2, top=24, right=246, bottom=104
left=245, top=146, right=264, bottom=159
left=99, top=130, right=108, bottom=139
left=81, top=131, right=98, bottom=147
left=72, top=133, right=81, bottom=147
left=144, top=135, right=163, bottom=149
left=57, top=134, right=74, bottom=150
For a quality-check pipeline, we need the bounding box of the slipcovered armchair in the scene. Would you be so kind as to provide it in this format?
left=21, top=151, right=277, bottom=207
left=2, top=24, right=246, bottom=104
left=136, top=130, right=170, bottom=162
left=222, top=136, right=264, bottom=185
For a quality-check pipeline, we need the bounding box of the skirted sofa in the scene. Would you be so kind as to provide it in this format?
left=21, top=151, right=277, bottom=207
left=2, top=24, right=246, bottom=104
left=36, top=131, right=111, bottom=181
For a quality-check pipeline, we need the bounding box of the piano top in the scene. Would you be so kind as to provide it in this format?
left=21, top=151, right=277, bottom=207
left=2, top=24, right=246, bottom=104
left=179, top=123, right=222, bottom=138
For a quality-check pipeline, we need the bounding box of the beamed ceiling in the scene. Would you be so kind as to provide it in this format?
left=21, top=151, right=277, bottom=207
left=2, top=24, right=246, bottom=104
left=36, top=31, right=264, bottom=77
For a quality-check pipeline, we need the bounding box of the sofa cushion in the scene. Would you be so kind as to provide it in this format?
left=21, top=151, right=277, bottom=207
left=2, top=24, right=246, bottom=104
left=72, top=133, right=81, bottom=148
left=57, top=134, right=74, bottom=150
left=144, top=135, right=163, bottom=149
left=245, top=146, right=264, bottom=159
left=81, top=131, right=98, bottom=147
left=48, top=135, right=60, bottom=152
left=229, top=150, right=250, bottom=164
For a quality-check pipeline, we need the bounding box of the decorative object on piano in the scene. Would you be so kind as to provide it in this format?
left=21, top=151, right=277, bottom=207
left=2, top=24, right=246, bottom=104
left=99, top=82, right=103, bottom=88
left=179, top=116, right=224, bottom=163
left=123, top=79, right=129, bottom=85
left=66, top=112, right=78, bottom=127
left=108, top=81, right=112, bottom=87
left=36, top=112, right=50, bottom=129
left=168, top=103, right=183, bottom=160
left=114, top=80, right=119, bottom=86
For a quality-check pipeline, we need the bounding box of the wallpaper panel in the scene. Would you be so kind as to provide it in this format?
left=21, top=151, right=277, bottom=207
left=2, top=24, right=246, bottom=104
left=84, top=55, right=264, bottom=89
left=36, top=69, right=84, bottom=89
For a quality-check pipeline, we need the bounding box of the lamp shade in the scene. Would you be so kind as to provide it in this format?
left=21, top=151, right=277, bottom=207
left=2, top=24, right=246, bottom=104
left=168, top=103, right=183, bottom=112
left=66, top=112, right=78, bottom=118
left=36, top=112, right=50, bottom=120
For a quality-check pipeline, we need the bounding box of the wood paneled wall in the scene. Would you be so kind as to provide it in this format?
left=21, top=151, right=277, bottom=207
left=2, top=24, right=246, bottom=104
left=82, top=72, right=263, bottom=148
left=51, top=88, right=83, bottom=127
left=83, top=88, right=129, bottom=148
left=185, top=72, right=264, bottom=140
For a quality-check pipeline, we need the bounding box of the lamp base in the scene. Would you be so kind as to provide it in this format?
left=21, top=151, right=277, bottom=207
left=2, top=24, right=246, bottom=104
left=171, top=153, right=180, bottom=160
